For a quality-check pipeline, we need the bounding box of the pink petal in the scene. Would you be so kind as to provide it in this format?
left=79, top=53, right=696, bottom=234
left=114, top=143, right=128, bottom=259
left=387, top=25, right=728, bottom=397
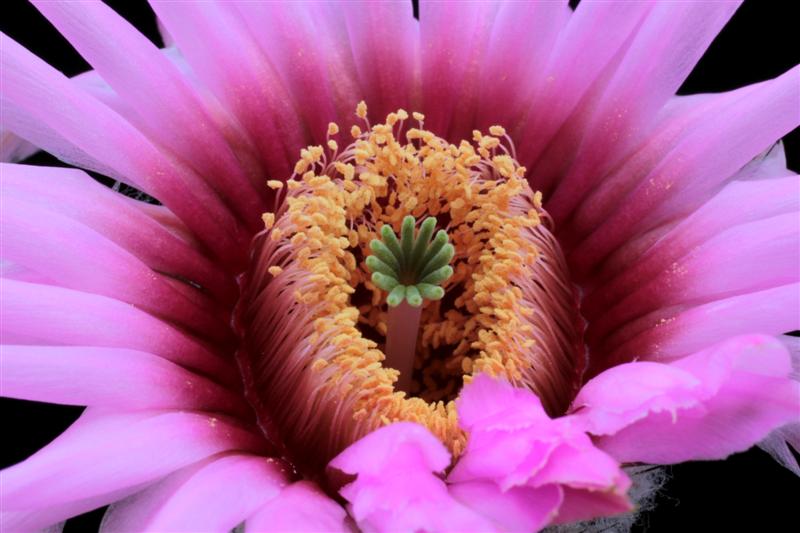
left=32, top=0, right=267, bottom=227
left=329, top=422, right=493, bottom=533
left=1, top=128, right=38, bottom=162
left=1, top=193, right=231, bottom=342
left=2, top=163, right=237, bottom=304
left=603, top=283, right=799, bottom=364
left=449, top=481, right=562, bottom=533
left=149, top=1, right=305, bottom=177
left=544, top=1, right=740, bottom=221
left=450, top=376, right=631, bottom=528
left=1, top=345, right=246, bottom=415
left=568, top=65, right=800, bottom=276
left=1, top=280, right=238, bottom=386
left=573, top=335, right=800, bottom=464
left=1, top=409, right=266, bottom=513
left=0, top=33, right=248, bottom=266
left=100, top=454, right=287, bottom=532
left=245, top=481, right=349, bottom=533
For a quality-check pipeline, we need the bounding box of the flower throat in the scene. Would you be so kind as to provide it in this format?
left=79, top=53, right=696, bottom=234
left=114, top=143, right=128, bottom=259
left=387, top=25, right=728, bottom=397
left=237, top=103, right=584, bottom=472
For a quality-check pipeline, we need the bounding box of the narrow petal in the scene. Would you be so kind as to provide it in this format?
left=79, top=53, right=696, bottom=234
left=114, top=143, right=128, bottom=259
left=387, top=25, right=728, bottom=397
left=569, top=66, right=800, bottom=276
left=1, top=409, right=266, bottom=514
left=1, top=280, right=238, bottom=386
left=573, top=335, right=800, bottom=464
left=245, top=481, right=349, bottom=533
left=1, top=345, right=246, bottom=415
left=1, top=194, right=231, bottom=341
left=0, top=33, right=248, bottom=266
left=545, top=1, right=741, bottom=220
left=100, top=454, right=286, bottom=532
left=32, top=0, right=267, bottom=227
left=149, top=0, right=305, bottom=176
left=2, top=163, right=237, bottom=305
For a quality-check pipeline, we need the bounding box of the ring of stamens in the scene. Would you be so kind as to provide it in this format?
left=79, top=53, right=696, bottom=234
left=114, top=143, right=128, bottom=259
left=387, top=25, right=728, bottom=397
left=238, top=103, right=584, bottom=473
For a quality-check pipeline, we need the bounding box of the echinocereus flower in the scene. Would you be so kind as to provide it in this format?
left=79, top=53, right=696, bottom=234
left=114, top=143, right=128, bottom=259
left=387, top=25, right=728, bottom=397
left=1, top=1, right=799, bottom=532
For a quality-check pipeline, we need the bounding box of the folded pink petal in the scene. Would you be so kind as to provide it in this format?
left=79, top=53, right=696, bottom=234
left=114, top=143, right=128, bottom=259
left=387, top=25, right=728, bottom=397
left=573, top=335, right=800, bottom=464
left=449, top=376, right=631, bottom=530
left=100, top=454, right=286, bottom=532
left=244, top=481, right=349, bottom=533
left=330, top=422, right=494, bottom=533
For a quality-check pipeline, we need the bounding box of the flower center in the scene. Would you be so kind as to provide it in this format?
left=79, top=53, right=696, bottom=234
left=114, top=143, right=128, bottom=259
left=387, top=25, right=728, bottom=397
left=237, top=103, right=584, bottom=473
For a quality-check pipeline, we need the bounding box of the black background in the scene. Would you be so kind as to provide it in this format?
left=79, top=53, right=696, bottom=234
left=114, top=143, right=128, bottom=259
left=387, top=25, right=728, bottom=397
left=2, top=1, right=798, bottom=531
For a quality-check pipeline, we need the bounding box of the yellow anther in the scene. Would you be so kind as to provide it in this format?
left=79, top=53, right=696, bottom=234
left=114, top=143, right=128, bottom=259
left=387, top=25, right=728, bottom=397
left=412, top=111, right=425, bottom=121
left=327, top=122, right=340, bottom=136
left=351, top=125, right=362, bottom=138
left=356, top=100, right=368, bottom=119
left=489, top=125, right=506, bottom=137
left=262, top=213, right=275, bottom=229
left=267, top=180, right=284, bottom=190
left=268, top=266, right=283, bottom=276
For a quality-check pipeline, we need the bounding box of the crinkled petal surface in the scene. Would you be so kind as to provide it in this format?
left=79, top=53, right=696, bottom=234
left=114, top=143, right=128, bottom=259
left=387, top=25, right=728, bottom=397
left=572, top=335, right=800, bottom=464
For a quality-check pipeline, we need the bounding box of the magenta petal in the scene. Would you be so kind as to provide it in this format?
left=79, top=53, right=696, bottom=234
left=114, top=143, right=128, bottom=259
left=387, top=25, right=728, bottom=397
left=329, top=422, right=494, bottom=533
left=100, top=454, right=286, bottom=532
left=450, top=376, right=631, bottom=529
left=32, top=0, right=266, bottom=227
left=1, top=345, right=246, bottom=415
left=573, top=335, right=800, bottom=464
left=450, top=481, right=562, bottom=533
left=1, top=409, right=265, bottom=513
left=245, top=481, right=349, bottom=533
left=1, top=280, right=238, bottom=386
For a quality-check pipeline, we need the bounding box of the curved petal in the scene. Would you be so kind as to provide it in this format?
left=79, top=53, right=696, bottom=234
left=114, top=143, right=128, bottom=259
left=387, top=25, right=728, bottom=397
left=1, top=345, right=247, bottom=415
left=31, top=0, right=267, bottom=227
left=1, top=409, right=267, bottom=519
left=0, top=280, right=238, bottom=386
left=0, top=33, right=248, bottom=266
left=330, top=422, right=493, bottom=533
left=1, top=163, right=237, bottom=305
left=450, top=376, right=631, bottom=528
left=244, top=481, right=349, bottom=533
left=99, top=454, right=286, bottom=532
left=573, top=335, right=800, bottom=464
left=1, top=194, right=231, bottom=341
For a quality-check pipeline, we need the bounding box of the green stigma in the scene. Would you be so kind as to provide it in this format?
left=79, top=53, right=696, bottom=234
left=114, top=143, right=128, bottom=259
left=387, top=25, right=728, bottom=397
left=366, top=215, right=454, bottom=307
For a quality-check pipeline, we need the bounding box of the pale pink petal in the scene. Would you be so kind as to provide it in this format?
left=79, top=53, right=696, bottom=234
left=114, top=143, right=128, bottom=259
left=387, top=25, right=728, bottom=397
left=245, top=481, right=349, bottom=533
left=330, top=422, right=494, bottom=533
left=1, top=345, right=246, bottom=415
left=1, top=280, right=238, bottom=385
left=1, top=194, right=231, bottom=341
left=544, top=2, right=740, bottom=220
left=2, top=163, right=237, bottom=304
left=568, top=66, right=800, bottom=276
left=573, top=335, right=800, bottom=464
left=450, top=376, right=631, bottom=529
left=32, top=0, right=267, bottom=226
left=1, top=409, right=266, bottom=513
left=100, top=454, right=286, bottom=532
left=0, top=33, right=248, bottom=265
left=603, top=283, right=799, bottom=364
